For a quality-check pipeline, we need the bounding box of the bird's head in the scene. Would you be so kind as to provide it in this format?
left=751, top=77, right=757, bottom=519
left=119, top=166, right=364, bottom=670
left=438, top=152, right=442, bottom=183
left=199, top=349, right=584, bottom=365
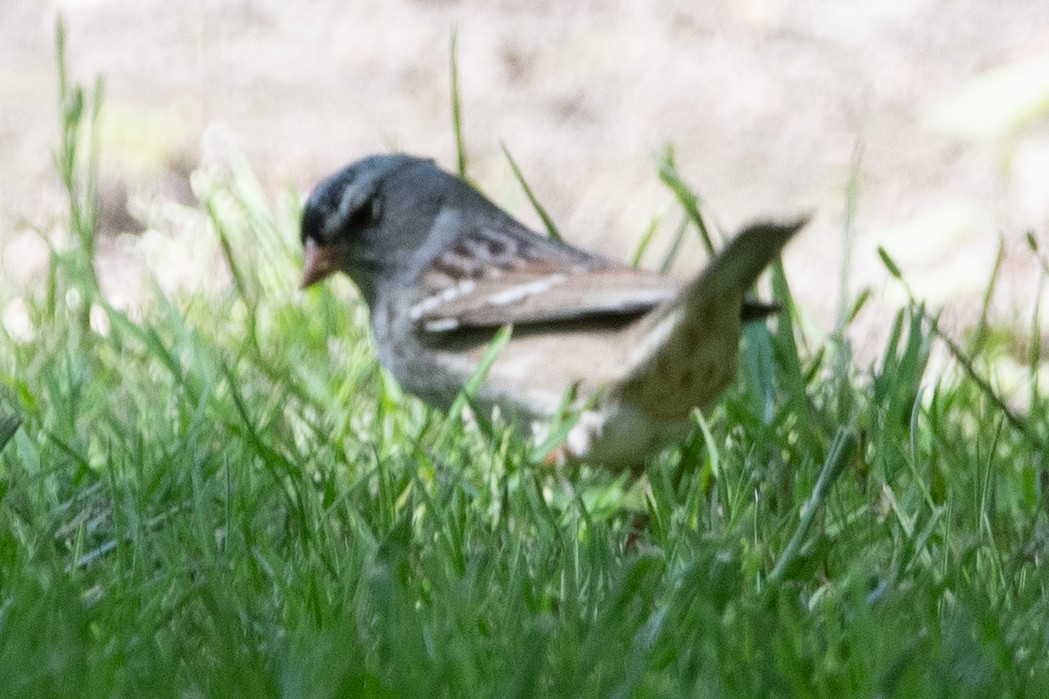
left=299, top=154, right=440, bottom=299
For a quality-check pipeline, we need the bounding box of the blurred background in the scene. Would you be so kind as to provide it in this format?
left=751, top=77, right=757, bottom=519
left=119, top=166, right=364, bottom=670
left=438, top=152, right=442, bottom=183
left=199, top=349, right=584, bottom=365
left=3, top=0, right=1049, bottom=360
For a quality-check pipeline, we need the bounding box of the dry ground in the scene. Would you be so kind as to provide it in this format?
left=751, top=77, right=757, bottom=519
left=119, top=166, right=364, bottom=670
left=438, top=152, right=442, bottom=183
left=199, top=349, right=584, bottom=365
left=3, top=0, right=1049, bottom=362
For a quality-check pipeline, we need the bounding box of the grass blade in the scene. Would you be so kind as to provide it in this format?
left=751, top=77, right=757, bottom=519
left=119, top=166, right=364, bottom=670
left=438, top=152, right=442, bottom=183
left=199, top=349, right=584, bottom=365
left=449, top=29, right=467, bottom=177
left=501, top=142, right=563, bottom=241
left=657, top=146, right=715, bottom=254
left=769, top=427, right=857, bottom=584
left=0, top=415, right=22, bottom=453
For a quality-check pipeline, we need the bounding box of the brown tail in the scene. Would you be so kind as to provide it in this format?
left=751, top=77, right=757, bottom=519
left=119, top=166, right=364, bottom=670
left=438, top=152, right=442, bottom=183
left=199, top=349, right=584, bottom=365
left=692, top=215, right=808, bottom=302
left=614, top=215, right=807, bottom=420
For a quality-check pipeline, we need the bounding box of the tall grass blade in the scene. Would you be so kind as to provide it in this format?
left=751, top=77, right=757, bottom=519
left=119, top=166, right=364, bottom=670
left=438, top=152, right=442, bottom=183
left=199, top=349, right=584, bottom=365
left=657, top=147, right=715, bottom=254
left=449, top=29, right=467, bottom=178
left=501, top=142, right=563, bottom=241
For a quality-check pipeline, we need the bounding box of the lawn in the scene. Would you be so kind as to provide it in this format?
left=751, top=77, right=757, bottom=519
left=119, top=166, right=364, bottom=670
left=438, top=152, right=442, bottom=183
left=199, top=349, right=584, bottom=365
left=2, top=28, right=1048, bottom=699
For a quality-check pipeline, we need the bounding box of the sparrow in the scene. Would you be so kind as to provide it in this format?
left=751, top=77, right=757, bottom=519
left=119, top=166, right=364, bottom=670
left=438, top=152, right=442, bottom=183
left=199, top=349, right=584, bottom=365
left=300, top=154, right=804, bottom=469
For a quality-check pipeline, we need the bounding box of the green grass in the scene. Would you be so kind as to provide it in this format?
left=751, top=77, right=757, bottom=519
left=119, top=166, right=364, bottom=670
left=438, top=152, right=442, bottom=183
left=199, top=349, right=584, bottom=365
left=3, top=24, right=1049, bottom=699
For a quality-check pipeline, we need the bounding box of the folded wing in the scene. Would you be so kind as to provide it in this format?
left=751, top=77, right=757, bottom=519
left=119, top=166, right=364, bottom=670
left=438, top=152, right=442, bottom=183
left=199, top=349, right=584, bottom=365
left=409, top=219, right=681, bottom=333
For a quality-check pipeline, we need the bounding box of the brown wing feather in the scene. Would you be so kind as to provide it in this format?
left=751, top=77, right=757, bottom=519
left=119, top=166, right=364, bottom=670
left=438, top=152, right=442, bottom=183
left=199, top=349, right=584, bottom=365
left=409, top=219, right=680, bottom=333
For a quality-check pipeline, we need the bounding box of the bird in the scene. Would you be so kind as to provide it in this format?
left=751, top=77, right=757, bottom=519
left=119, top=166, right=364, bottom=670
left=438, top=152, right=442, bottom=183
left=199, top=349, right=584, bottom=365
left=300, top=154, right=804, bottom=469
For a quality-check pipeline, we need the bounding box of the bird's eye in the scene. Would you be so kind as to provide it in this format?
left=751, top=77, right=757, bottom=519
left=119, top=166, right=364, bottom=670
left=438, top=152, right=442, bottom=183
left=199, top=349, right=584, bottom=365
left=343, top=204, right=370, bottom=232
left=343, top=195, right=382, bottom=233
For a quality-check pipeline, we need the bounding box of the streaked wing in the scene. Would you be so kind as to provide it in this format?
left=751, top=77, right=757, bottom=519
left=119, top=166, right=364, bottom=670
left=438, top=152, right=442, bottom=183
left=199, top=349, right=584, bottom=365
left=409, top=219, right=680, bottom=333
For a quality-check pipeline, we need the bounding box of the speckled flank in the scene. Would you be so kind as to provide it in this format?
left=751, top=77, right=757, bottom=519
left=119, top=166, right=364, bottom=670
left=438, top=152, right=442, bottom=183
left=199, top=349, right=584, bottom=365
left=616, top=295, right=742, bottom=422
